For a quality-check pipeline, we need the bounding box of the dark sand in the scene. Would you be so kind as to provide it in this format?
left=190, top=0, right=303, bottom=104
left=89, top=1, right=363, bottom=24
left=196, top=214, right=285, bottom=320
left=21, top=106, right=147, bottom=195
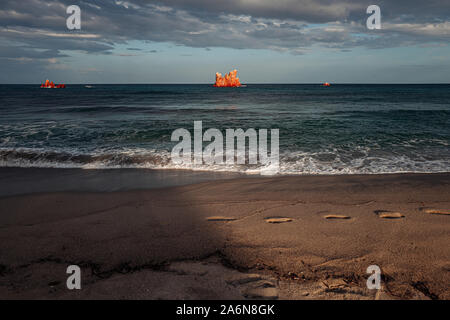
left=0, top=167, right=245, bottom=197
left=0, top=169, right=449, bottom=300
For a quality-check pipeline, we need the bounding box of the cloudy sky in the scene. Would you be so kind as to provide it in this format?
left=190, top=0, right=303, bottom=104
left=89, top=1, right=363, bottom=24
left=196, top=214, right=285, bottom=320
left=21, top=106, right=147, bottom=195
left=1, top=0, right=449, bottom=83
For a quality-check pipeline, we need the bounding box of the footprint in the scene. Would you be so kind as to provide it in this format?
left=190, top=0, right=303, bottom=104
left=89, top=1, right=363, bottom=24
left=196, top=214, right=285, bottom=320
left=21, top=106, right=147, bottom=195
left=264, top=217, right=293, bottom=223
left=375, top=210, right=405, bottom=219
left=206, top=216, right=236, bottom=221
left=424, top=209, right=449, bottom=216
left=324, top=214, right=351, bottom=220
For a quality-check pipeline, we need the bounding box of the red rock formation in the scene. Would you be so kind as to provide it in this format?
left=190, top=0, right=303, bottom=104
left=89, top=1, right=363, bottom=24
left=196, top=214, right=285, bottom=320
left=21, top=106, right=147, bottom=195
left=40, top=79, right=65, bottom=88
left=214, top=70, right=241, bottom=87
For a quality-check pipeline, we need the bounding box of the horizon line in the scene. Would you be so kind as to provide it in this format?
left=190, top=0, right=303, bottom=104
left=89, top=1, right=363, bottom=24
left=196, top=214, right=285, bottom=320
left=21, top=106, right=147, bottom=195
left=2, top=83, right=450, bottom=85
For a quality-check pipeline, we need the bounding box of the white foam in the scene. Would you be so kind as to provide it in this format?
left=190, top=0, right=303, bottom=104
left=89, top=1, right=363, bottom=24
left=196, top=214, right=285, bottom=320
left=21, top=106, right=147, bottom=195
left=0, top=147, right=449, bottom=175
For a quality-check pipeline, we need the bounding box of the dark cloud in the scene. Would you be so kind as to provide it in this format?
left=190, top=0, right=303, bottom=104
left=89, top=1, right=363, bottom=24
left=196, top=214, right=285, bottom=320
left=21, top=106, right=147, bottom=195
left=149, top=0, right=450, bottom=23
left=0, top=0, right=448, bottom=63
left=0, top=45, right=67, bottom=59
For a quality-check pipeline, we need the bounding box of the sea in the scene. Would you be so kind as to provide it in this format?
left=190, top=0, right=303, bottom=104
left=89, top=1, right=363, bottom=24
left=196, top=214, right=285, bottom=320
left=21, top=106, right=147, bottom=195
left=0, top=84, right=449, bottom=175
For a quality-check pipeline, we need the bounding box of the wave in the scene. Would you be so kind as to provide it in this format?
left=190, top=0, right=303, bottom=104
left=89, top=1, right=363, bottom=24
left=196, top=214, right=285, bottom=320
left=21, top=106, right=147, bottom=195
left=0, top=148, right=448, bottom=175
left=37, top=106, right=243, bottom=115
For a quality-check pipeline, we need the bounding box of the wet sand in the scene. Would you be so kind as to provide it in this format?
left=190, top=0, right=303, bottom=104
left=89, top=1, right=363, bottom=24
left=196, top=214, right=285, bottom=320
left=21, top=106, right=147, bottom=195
left=0, top=167, right=246, bottom=197
left=0, top=170, right=449, bottom=299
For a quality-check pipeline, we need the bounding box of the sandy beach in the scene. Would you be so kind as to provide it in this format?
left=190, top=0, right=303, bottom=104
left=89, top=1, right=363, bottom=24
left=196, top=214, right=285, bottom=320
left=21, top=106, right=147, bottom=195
left=0, top=169, right=449, bottom=300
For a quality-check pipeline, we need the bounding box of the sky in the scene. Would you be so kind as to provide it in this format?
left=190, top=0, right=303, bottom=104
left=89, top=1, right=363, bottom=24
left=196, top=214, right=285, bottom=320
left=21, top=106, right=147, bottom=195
left=0, top=0, right=449, bottom=84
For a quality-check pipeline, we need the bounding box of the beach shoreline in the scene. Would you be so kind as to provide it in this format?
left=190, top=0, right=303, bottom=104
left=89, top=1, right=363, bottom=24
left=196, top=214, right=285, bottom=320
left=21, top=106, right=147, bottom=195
left=0, top=169, right=449, bottom=299
left=0, top=167, right=248, bottom=197
left=1, top=166, right=449, bottom=197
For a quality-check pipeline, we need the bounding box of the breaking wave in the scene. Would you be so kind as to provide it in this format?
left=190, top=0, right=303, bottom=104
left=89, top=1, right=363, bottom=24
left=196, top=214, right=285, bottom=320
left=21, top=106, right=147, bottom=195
left=1, top=148, right=448, bottom=175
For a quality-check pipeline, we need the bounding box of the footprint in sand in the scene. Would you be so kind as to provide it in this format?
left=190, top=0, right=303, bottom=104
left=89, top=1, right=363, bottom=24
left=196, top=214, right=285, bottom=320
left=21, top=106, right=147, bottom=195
left=264, top=217, right=293, bottom=224
left=206, top=216, right=237, bottom=221
left=374, top=210, right=405, bottom=219
left=323, top=214, right=351, bottom=220
left=423, top=209, right=450, bottom=216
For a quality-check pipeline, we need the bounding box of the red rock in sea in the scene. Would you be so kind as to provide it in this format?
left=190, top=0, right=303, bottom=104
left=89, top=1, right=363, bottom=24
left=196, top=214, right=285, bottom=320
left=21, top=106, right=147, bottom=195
left=40, top=79, right=65, bottom=88
left=214, top=70, right=242, bottom=87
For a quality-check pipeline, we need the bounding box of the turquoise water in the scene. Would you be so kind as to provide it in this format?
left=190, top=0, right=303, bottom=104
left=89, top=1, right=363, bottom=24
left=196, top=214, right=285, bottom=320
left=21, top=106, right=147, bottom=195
left=0, top=84, right=449, bottom=174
